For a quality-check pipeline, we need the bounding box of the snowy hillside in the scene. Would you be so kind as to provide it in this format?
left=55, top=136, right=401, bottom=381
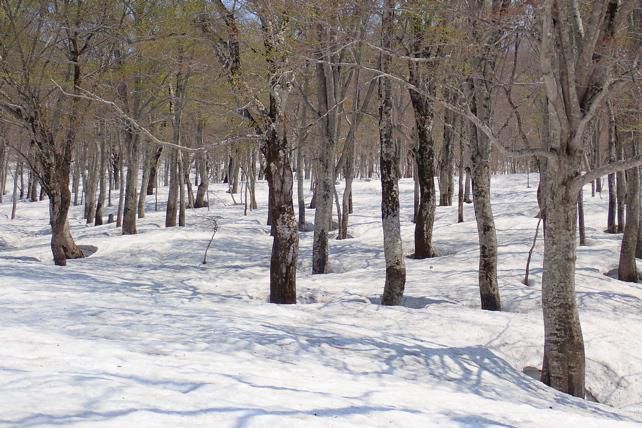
left=0, top=175, right=641, bottom=427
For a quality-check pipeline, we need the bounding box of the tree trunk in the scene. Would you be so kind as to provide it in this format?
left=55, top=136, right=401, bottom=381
left=464, top=169, right=472, bottom=203
left=138, top=146, right=151, bottom=219
left=95, top=134, right=108, bottom=226
left=194, top=120, right=209, bottom=208
left=578, top=189, right=586, bottom=246
left=122, top=130, right=141, bottom=235
left=264, top=133, right=298, bottom=304
left=380, top=0, right=406, bottom=306
left=619, top=163, right=639, bottom=282
left=166, top=150, right=179, bottom=227
left=297, top=144, right=306, bottom=230
left=540, top=156, right=585, bottom=398
left=470, top=77, right=500, bottom=311
left=312, top=32, right=338, bottom=274
left=411, top=103, right=437, bottom=259
left=179, top=152, right=187, bottom=226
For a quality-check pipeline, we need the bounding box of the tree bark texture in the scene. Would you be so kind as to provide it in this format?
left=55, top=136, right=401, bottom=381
left=380, top=0, right=406, bottom=306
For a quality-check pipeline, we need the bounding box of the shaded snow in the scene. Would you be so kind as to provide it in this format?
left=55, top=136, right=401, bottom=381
left=0, top=174, right=640, bottom=427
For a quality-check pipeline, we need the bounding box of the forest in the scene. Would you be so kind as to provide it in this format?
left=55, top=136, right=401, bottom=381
left=0, top=0, right=641, bottom=426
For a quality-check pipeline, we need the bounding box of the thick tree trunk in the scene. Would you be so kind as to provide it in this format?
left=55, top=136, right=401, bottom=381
left=43, top=153, right=84, bottom=266
left=264, top=133, right=298, bottom=304
left=540, top=157, right=585, bottom=398
left=380, top=0, right=406, bottom=306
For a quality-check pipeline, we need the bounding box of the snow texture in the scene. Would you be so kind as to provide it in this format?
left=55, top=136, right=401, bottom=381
left=0, top=174, right=641, bottom=427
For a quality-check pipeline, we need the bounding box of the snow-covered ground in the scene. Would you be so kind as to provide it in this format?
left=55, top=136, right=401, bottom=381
left=0, top=174, right=641, bottom=427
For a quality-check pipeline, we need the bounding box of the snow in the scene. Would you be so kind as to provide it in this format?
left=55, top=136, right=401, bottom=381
left=0, top=174, right=641, bottom=427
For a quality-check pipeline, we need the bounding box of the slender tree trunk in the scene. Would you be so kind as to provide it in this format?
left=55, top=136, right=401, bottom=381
left=619, top=159, right=639, bottom=281
left=195, top=120, right=209, bottom=208
left=166, top=150, right=179, bottom=227
left=616, top=138, right=626, bottom=233
left=138, top=146, right=151, bottom=219
left=116, top=149, right=125, bottom=228
left=458, top=143, right=465, bottom=223
left=578, top=189, right=586, bottom=246
left=464, top=169, right=472, bottom=203
left=179, top=152, right=187, bottom=226
left=470, top=79, right=501, bottom=311
left=11, top=161, right=19, bottom=220
left=95, top=133, right=108, bottom=226
left=297, top=144, right=306, bottom=230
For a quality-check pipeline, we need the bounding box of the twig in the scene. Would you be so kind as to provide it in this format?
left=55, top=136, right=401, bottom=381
left=202, top=217, right=219, bottom=265
left=523, top=216, right=543, bottom=285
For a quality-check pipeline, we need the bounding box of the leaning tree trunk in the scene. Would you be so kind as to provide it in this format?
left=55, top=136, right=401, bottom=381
left=45, top=155, right=84, bottom=266
left=540, top=154, right=585, bottom=398
left=380, top=0, right=406, bottom=306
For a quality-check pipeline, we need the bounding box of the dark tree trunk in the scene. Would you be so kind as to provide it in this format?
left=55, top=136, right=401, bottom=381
left=95, top=135, right=108, bottom=226
left=578, top=190, right=586, bottom=246
left=194, top=120, right=209, bottom=208
left=166, top=150, right=179, bottom=227
left=411, top=100, right=437, bottom=259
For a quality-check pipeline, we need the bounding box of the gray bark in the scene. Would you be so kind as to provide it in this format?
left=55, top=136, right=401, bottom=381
left=380, top=0, right=406, bottom=306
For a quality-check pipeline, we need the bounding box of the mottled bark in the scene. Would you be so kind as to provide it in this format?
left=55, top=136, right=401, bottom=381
left=380, top=0, right=406, bottom=306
